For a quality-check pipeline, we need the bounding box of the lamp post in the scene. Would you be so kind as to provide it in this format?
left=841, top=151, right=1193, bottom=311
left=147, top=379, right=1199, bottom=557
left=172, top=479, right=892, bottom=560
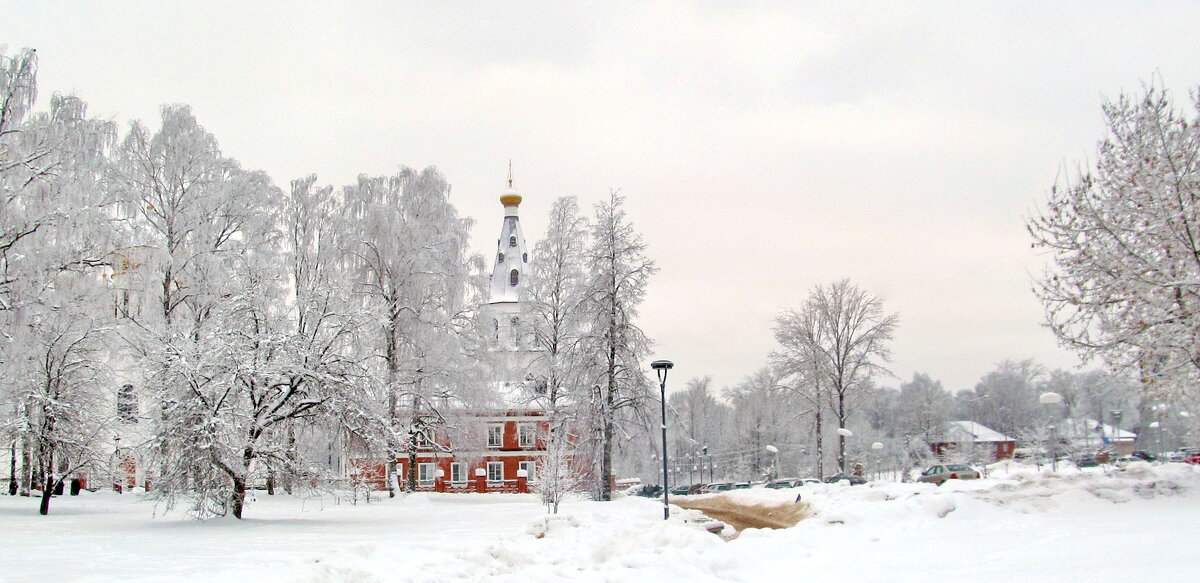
left=651, top=359, right=674, bottom=521
left=1149, top=421, right=1162, bottom=460
left=1109, top=410, right=1123, bottom=454
left=1039, top=392, right=1063, bottom=471
left=765, top=445, right=780, bottom=481
left=871, top=442, right=884, bottom=481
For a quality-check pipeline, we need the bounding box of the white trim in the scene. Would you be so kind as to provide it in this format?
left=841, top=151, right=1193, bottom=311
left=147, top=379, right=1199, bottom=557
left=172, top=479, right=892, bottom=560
left=454, top=450, right=547, bottom=458
left=479, top=415, right=546, bottom=422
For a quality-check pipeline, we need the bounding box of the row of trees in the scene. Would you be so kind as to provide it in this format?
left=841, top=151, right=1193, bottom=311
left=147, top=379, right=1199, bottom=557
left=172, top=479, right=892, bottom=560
left=657, top=82, right=1200, bottom=485
left=0, top=47, right=659, bottom=517
left=662, top=356, right=1160, bottom=485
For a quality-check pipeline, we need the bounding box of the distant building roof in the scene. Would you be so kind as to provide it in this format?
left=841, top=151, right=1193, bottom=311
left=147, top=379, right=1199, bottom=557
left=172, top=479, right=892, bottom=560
left=1057, top=418, right=1136, bottom=443
left=942, top=421, right=1014, bottom=444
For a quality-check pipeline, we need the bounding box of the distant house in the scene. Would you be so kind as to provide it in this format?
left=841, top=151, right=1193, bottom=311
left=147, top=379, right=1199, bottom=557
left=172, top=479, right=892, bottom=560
left=929, top=421, right=1016, bottom=461
left=1057, top=418, right=1137, bottom=455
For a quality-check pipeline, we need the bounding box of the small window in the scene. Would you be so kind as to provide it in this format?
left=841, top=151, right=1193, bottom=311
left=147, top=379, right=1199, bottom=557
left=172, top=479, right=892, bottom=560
left=509, top=269, right=519, bottom=287
left=418, top=463, right=436, bottom=484
left=487, top=461, right=504, bottom=482
left=522, top=252, right=528, bottom=263
left=412, top=431, right=431, bottom=449
left=497, top=252, right=505, bottom=263
left=117, top=384, right=138, bottom=424
left=487, top=424, right=503, bottom=448
left=509, top=235, right=517, bottom=247
left=519, top=461, right=536, bottom=482
left=518, top=424, right=536, bottom=448
left=450, top=463, right=466, bottom=483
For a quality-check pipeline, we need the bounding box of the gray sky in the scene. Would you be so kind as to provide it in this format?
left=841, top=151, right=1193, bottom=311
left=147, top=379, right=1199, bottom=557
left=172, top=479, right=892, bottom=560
left=5, top=1, right=1199, bottom=394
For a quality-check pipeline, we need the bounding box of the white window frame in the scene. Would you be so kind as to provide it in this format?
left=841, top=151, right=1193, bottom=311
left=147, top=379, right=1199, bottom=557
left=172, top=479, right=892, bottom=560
left=450, top=462, right=466, bottom=483
left=487, top=424, right=503, bottom=448
left=519, top=460, right=536, bottom=482
left=418, top=462, right=436, bottom=484
left=487, top=461, right=504, bottom=483
left=518, top=423, right=536, bottom=448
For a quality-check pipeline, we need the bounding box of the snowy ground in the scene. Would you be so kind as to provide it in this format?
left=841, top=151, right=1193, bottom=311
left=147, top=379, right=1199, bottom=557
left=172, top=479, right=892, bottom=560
left=3, top=462, right=1198, bottom=582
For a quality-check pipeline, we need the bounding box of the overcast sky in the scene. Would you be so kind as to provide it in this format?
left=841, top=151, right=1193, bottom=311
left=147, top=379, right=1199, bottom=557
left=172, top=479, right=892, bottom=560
left=5, top=1, right=1199, bottom=394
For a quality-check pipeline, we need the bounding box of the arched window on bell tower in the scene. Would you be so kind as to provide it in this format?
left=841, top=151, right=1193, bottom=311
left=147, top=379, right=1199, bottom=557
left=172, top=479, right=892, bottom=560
left=510, top=269, right=519, bottom=287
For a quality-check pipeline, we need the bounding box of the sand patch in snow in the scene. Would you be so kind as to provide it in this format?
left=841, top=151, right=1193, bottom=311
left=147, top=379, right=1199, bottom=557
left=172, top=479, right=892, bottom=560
left=671, top=494, right=809, bottom=533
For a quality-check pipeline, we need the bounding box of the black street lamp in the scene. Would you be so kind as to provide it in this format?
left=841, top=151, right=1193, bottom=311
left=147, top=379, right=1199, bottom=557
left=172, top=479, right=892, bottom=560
left=651, top=359, right=674, bottom=521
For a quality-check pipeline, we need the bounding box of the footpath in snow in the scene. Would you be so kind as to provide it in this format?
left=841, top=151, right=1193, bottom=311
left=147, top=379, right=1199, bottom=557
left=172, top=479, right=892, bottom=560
left=1, top=461, right=1197, bottom=582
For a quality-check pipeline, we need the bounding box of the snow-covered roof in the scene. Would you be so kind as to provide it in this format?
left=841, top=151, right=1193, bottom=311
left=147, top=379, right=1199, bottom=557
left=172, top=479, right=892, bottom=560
left=943, top=421, right=1014, bottom=443
left=488, top=186, right=530, bottom=304
left=1057, top=418, right=1136, bottom=443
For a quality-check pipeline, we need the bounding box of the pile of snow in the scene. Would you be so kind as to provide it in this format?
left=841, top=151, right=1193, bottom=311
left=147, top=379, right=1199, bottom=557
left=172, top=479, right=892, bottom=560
left=282, top=497, right=742, bottom=582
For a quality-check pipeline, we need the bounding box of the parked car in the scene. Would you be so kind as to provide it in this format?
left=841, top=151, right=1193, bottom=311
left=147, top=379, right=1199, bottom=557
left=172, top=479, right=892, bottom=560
left=797, top=478, right=823, bottom=486
left=700, top=482, right=734, bottom=494
left=733, top=482, right=752, bottom=489
left=824, top=474, right=867, bottom=485
left=1187, top=451, right=1200, bottom=465
left=1113, top=455, right=1147, bottom=468
left=632, top=485, right=662, bottom=498
left=1130, top=450, right=1156, bottom=462
left=669, top=484, right=692, bottom=496
left=765, top=478, right=799, bottom=489
left=1073, top=450, right=1112, bottom=467
left=916, top=464, right=980, bottom=485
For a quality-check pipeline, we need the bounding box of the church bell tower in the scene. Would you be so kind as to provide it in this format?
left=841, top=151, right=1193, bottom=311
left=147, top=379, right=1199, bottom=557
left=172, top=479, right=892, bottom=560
left=488, top=165, right=532, bottom=351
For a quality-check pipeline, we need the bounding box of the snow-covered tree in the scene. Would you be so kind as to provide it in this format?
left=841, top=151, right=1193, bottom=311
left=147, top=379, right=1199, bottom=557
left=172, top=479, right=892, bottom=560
left=277, top=175, right=367, bottom=494
left=107, top=105, right=282, bottom=516
left=526, top=196, right=591, bottom=510
left=956, top=360, right=1044, bottom=438
left=339, top=167, right=479, bottom=496
left=1029, top=84, right=1200, bottom=402
left=12, top=305, right=111, bottom=514
left=667, top=376, right=731, bottom=471
left=579, top=191, right=655, bottom=501
left=527, top=196, right=589, bottom=409
left=1, top=47, right=119, bottom=505
left=773, top=279, right=898, bottom=474
left=896, top=373, right=954, bottom=443
left=726, top=366, right=802, bottom=478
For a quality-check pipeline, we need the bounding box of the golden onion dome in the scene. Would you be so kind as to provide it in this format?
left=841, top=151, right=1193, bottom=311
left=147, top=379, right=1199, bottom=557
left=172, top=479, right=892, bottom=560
left=500, top=188, right=522, bottom=206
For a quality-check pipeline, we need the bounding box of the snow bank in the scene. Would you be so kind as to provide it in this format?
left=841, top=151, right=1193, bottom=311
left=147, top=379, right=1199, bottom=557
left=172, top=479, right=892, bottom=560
left=285, top=497, right=740, bottom=583
left=3, top=463, right=1198, bottom=582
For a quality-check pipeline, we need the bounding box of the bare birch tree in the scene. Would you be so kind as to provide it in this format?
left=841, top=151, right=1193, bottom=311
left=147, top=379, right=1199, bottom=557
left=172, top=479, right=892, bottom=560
left=526, top=196, right=590, bottom=511
left=773, top=279, right=897, bottom=474
left=580, top=191, right=655, bottom=501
